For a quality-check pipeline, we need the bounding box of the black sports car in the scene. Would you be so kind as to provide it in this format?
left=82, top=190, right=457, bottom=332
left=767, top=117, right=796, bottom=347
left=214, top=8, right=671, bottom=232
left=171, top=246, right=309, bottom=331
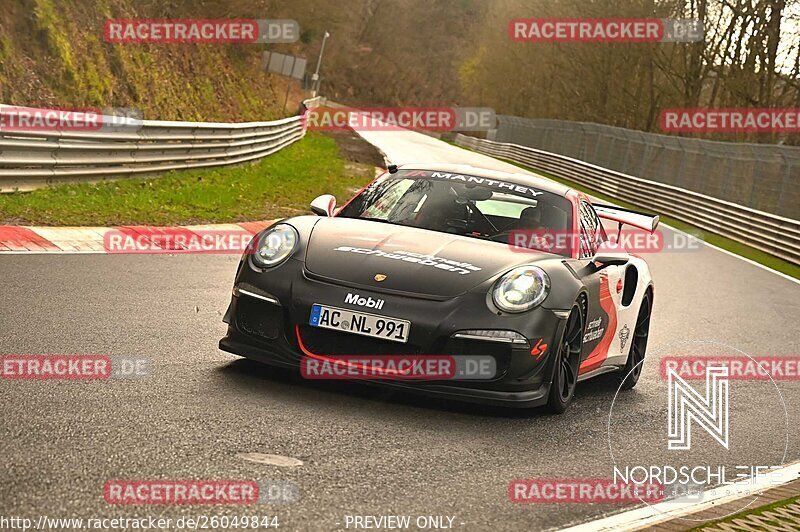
left=219, top=164, right=658, bottom=412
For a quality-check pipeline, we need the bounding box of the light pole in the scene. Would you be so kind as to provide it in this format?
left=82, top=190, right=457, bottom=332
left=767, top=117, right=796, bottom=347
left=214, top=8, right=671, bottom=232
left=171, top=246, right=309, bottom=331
left=311, top=31, right=330, bottom=97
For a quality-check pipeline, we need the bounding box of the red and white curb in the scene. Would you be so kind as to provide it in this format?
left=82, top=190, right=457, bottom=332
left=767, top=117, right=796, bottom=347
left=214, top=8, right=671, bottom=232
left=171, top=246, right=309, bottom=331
left=0, top=167, right=386, bottom=255
left=0, top=221, right=275, bottom=254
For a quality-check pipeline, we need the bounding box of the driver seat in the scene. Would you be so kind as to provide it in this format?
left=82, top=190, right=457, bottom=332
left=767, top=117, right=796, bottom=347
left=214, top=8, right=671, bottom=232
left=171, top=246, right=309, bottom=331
left=516, top=206, right=541, bottom=229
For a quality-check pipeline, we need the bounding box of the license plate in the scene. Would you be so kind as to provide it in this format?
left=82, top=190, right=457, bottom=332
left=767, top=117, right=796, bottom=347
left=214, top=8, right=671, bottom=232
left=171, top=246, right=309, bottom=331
left=309, top=304, right=410, bottom=343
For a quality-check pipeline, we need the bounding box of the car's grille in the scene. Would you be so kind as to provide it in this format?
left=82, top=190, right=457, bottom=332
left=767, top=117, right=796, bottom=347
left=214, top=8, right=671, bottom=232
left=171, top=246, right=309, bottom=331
left=236, top=296, right=282, bottom=340
left=440, top=337, right=514, bottom=381
left=296, top=325, right=421, bottom=357
left=443, top=337, right=514, bottom=362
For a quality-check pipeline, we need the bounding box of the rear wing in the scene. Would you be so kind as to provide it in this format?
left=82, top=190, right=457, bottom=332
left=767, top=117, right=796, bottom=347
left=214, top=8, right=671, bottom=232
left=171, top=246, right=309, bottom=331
left=593, top=204, right=659, bottom=233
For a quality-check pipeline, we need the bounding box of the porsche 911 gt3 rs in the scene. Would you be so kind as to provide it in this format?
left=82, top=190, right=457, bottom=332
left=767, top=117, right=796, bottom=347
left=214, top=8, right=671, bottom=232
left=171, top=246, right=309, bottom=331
left=219, top=163, right=657, bottom=412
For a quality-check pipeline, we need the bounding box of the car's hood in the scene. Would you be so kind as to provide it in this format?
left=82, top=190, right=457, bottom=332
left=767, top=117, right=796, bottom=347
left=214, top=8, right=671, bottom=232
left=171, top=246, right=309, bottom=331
left=304, top=217, right=550, bottom=298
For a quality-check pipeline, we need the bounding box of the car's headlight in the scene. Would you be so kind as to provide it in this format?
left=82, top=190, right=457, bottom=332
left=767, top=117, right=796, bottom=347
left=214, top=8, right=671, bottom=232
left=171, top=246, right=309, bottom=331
left=492, top=265, right=550, bottom=313
left=251, top=224, right=298, bottom=268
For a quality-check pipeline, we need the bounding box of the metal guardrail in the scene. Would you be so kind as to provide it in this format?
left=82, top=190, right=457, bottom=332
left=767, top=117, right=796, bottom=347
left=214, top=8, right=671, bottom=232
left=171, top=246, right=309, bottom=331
left=489, top=115, right=800, bottom=221
left=455, top=134, right=800, bottom=266
left=0, top=99, right=323, bottom=192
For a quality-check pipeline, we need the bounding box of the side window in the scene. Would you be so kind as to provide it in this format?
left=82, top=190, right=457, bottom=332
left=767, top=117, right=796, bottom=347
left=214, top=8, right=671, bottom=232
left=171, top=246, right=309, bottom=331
left=578, top=201, right=602, bottom=258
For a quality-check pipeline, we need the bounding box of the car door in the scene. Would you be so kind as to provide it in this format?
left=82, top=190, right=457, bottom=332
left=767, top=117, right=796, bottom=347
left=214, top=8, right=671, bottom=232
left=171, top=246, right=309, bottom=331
left=575, top=200, right=626, bottom=375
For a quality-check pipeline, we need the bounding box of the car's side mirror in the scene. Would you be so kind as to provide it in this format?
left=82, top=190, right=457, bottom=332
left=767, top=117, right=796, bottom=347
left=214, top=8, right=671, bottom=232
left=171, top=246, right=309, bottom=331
left=310, top=194, right=336, bottom=217
left=592, top=243, right=629, bottom=268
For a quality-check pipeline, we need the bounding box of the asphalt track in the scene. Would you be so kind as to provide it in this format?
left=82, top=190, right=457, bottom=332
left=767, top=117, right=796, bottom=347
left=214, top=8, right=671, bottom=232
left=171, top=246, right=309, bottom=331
left=1, top=127, right=798, bottom=531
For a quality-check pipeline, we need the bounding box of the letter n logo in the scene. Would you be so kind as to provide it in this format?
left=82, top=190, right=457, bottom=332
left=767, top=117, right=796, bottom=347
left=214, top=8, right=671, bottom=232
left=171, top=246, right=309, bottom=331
left=667, top=366, right=729, bottom=450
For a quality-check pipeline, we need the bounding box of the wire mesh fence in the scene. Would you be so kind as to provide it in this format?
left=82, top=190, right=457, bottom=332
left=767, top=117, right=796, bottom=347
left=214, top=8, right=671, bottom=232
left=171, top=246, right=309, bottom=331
left=489, top=116, right=800, bottom=220
left=454, top=134, right=800, bottom=265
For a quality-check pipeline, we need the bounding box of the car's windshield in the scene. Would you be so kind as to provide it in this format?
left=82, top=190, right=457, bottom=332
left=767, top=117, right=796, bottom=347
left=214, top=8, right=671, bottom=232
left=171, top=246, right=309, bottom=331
left=337, top=170, right=574, bottom=256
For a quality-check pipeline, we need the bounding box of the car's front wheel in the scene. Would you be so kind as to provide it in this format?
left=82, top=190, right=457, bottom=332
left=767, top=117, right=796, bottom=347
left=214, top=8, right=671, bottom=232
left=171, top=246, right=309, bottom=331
left=545, top=305, right=583, bottom=414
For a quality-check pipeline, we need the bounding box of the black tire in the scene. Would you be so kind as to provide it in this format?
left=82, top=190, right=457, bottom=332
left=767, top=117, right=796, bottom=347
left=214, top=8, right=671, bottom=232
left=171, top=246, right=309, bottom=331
left=545, top=305, right=583, bottom=414
left=618, top=291, right=652, bottom=390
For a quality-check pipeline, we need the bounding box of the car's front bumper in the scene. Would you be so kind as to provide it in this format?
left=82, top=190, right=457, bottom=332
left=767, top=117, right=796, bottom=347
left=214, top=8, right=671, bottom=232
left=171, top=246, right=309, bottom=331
left=218, top=257, right=571, bottom=408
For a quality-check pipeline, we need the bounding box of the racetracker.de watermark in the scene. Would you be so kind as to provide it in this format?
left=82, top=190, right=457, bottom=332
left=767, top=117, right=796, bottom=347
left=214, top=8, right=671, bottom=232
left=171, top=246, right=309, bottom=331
left=300, top=355, right=496, bottom=381
left=0, top=515, right=280, bottom=531
left=509, top=18, right=703, bottom=43
left=508, top=229, right=703, bottom=254
left=104, top=480, right=299, bottom=505
left=104, top=19, right=299, bottom=44
left=508, top=479, right=666, bottom=504
left=660, top=356, right=800, bottom=381
left=661, top=108, right=800, bottom=132
left=303, top=107, right=496, bottom=132
left=103, top=228, right=254, bottom=254
left=0, top=106, right=143, bottom=132
left=0, top=355, right=150, bottom=379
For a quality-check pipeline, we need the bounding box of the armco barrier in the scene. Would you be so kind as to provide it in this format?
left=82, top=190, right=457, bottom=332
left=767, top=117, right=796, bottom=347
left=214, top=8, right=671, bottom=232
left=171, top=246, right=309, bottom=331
left=0, top=98, right=324, bottom=192
left=455, top=134, right=800, bottom=266
left=489, top=115, right=800, bottom=220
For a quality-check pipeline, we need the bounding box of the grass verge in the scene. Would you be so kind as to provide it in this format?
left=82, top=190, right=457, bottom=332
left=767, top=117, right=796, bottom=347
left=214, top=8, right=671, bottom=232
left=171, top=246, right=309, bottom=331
left=690, top=494, right=800, bottom=530
left=0, top=133, right=374, bottom=226
left=450, top=142, right=799, bottom=280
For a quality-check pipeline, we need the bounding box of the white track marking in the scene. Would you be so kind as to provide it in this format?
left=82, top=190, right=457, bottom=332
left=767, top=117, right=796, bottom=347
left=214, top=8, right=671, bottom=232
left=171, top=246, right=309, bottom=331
left=659, top=222, right=799, bottom=285
left=559, top=460, right=800, bottom=531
